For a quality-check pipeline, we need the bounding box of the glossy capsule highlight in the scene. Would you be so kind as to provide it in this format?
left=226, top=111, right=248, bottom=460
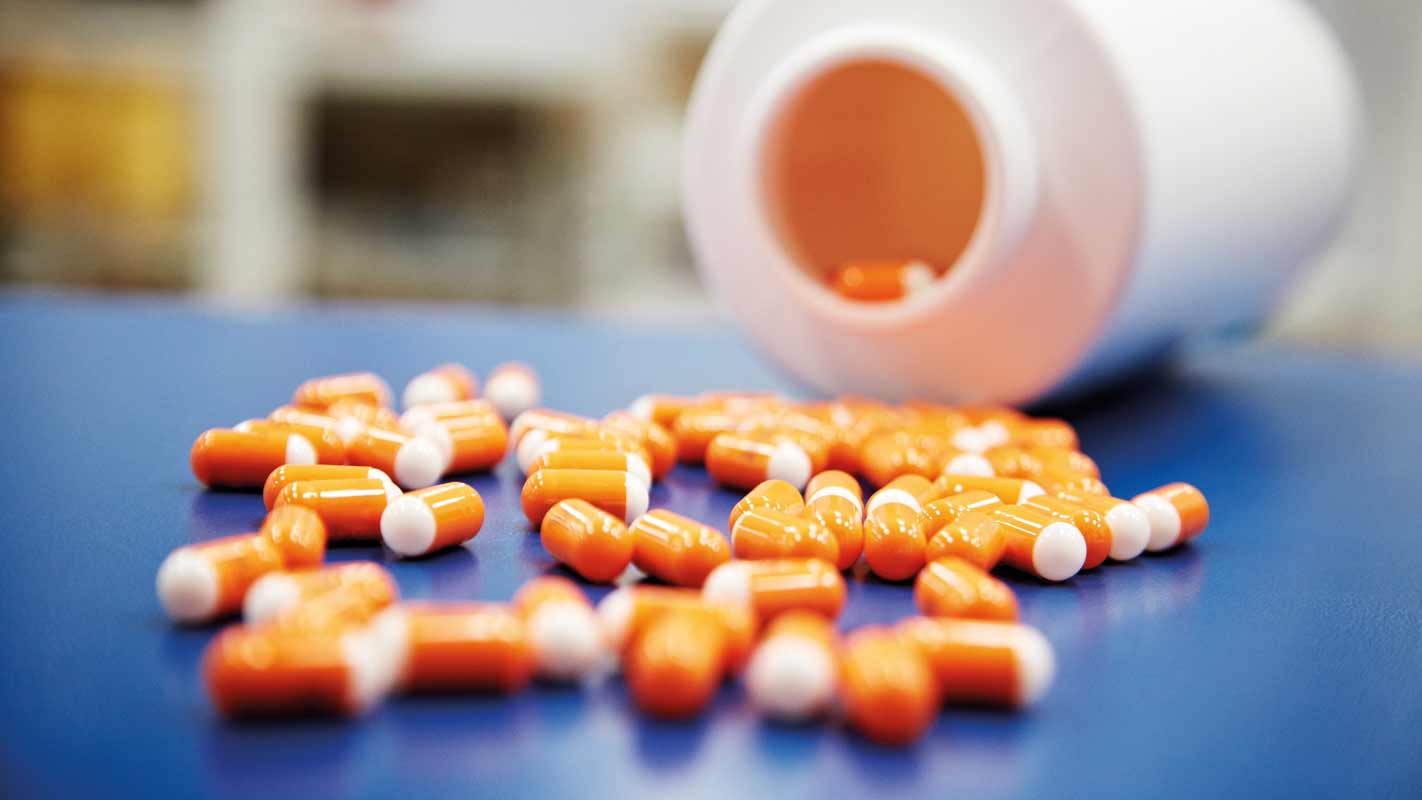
left=380, top=482, right=484, bottom=557
left=702, top=558, right=846, bottom=621
left=191, top=428, right=318, bottom=489
left=521, top=468, right=649, bottom=526
left=915, top=557, right=1019, bottom=621
left=275, top=478, right=402, bottom=542
left=628, top=509, right=731, bottom=587
left=539, top=499, right=635, bottom=583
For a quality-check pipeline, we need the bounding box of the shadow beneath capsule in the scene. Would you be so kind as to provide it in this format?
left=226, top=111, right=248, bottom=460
left=754, top=717, right=832, bottom=767
left=200, top=710, right=371, bottom=799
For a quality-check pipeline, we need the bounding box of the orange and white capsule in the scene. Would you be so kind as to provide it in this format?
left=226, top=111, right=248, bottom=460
left=345, top=426, right=444, bottom=490
left=380, top=482, right=484, bottom=558
left=933, top=474, right=1045, bottom=505
left=410, top=414, right=508, bottom=475
left=244, top=562, right=397, bottom=624
left=922, top=490, right=1004, bottom=535
left=1056, top=490, right=1151, bottom=561
left=263, top=464, right=394, bottom=510
left=898, top=617, right=1055, bottom=708
left=829, top=259, right=936, bottom=302
left=483, top=362, right=541, bottom=421
left=276, top=478, right=401, bottom=542
left=804, top=470, right=864, bottom=570
left=840, top=627, right=939, bottom=746
left=521, top=468, right=649, bottom=527
left=629, top=509, right=732, bottom=587
left=1025, top=495, right=1113, bottom=570
left=1009, top=417, right=1079, bottom=451
left=628, top=393, right=696, bottom=430
left=258, top=504, right=327, bottom=569
left=508, top=408, right=596, bottom=447
left=1036, top=467, right=1110, bottom=497
left=529, top=449, right=651, bottom=488
left=517, top=429, right=649, bottom=475
left=1132, top=482, right=1210, bottom=551
left=318, top=399, right=403, bottom=444
left=190, top=428, right=318, bottom=489
left=539, top=499, right=635, bottom=583
left=203, top=622, right=398, bottom=717
left=728, top=479, right=805, bottom=532
left=744, top=612, right=839, bottom=722
left=1029, top=446, right=1100, bottom=478
left=704, top=432, right=813, bottom=491
left=924, top=509, right=1007, bottom=571
left=402, top=363, right=478, bottom=409
left=235, top=419, right=346, bottom=465
left=915, top=557, right=1019, bottom=621
left=379, top=603, right=536, bottom=694
left=731, top=508, right=839, bottom=564
left=863, top=481, right=928, bottom=581
left=156, top=533, right=284, bottom=624
left=595, top=585, right=757, bottom=672
left=601, top=411, right=678, bottom=480
left=858, top=432, right=945, bottom=488
left=512, top=576, right=607, bottom=681
left=989, top=504, right=1087, bottom=582
left=702, top=558, right=846, bottom=621
left=626, top=609, right=727, bottom=719
left=293, top=372, right=392, bottom=410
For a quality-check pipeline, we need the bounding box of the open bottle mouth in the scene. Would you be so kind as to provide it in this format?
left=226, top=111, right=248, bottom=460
left=759, top=57, right=988, bottom=305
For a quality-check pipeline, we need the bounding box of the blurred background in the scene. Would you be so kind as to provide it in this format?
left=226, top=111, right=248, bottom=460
left=0, top=0, right=1418, bottom=350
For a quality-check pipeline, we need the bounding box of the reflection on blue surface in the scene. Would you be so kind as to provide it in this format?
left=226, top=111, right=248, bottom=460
left=1, top=294, right=1420, bottom=798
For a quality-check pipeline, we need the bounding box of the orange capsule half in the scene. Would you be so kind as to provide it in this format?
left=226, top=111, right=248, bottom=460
left=380, top=482, right=484, bottom=558
left=840, top=627, right=939, bottom=746
left=539, top=499, right=635, bottom=583
left=923, top=509, right=1007, bottom=571
left=191, top=428, right=318, bottom=489
left=235, top=419, right=346, bottom=466
left=156, top=533, right=284, bottom=624
left=521, top=469, right=649, bottom=526
left=595, top=586, right=756, bottom=672
left=915, top=557, right=1019, bottom=621
left=258, top=504, right=327, bottom=569
left=629, top=509, right=731, bottom=587
left=922, top=490, right=1004, bottom=537
left=932, top=474, right=1045, bottom=505
left=276, top=478, right=401, bottom=542
left=381, top=603, right=536, bottom=694
left=530, top=449, right=651, bottom=488
left=731, top=508, right=839, bottom=564
left=1133, top=482, right=1210, bottom=551
left=728, top=479, right=805, bottom=532
left=804, top=470, right=864, bottom=570
left=672, top=408, right=742, bottom=463
left=625, top=609, right=727, bottom=719
left=989, top=504, right=1087, bottom=582
left=702, top=558, right=846, bottom=621
left=828, top=259, right=936, bottom=302
left=400, top=399, right=501, bottom=431
left=411, top=414, right=509, bottom=476
left=898, top=617, right=1055, bottom=708
left=602, top=411, right=678, bottom=480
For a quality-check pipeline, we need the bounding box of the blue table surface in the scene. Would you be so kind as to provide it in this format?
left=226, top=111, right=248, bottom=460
left=1, top=291, right=1419, bottom=799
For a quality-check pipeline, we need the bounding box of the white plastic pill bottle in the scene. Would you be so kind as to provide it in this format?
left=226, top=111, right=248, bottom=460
left=682, top=0, right=1359, bottom=404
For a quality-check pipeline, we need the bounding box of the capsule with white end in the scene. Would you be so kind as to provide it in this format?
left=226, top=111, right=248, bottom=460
left=156, top=533, right=284, bottom=624
left=203, top=622, right=398, bottom=717
left=411, top=414, right=508, bottom=476
left=234, top=419, right=346, bottom=466
left=828, top=259, right=936, bottom=302
left=380, top=482, right=484, bottom=558
left=513, top=576, right=607, bottom=682
left=1132, top=482, right=1210, bottom=551
left=595, top=586, right=756, bottom=672
left=244, top=562, right=397, bottom=625
left=292, top=372, right=392, bottom=411
left=402, top=363, right=478, bottom=409
left=529, top=449, right=651, bottom=489
left=933, top=474, right=1045, bottom=505
left=345, top=427, right=444, bottom=490
left=728, top=479, right=804, bottom=532
left=521, top=469, right=649, bottom=527
left=484, top=362, right=541, bottom=421
left=263, top=464, right=395, bottom=510
left=897, top=617, right=1056, bottom=709
left=1025, top=494, right=1113, bottom=571
left=258, top=504, right=328, bottom=569
left=702, top=558, right=845, bottom=621
left=745, top=612, right=839, bottom=723
left=400, top=399, right=500, bottom=432
left=989, top=504, right=1087, bottom=582
left=862, top=480, right=929, bottom=582
left=190, top=428, right=318, bottom=489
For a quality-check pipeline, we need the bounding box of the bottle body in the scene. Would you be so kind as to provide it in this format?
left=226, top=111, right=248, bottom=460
left=682, top=0, right=1358, bottom=404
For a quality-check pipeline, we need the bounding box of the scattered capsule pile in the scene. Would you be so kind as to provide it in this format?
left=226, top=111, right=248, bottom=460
left=159, top=364, right=1209, bottom=746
